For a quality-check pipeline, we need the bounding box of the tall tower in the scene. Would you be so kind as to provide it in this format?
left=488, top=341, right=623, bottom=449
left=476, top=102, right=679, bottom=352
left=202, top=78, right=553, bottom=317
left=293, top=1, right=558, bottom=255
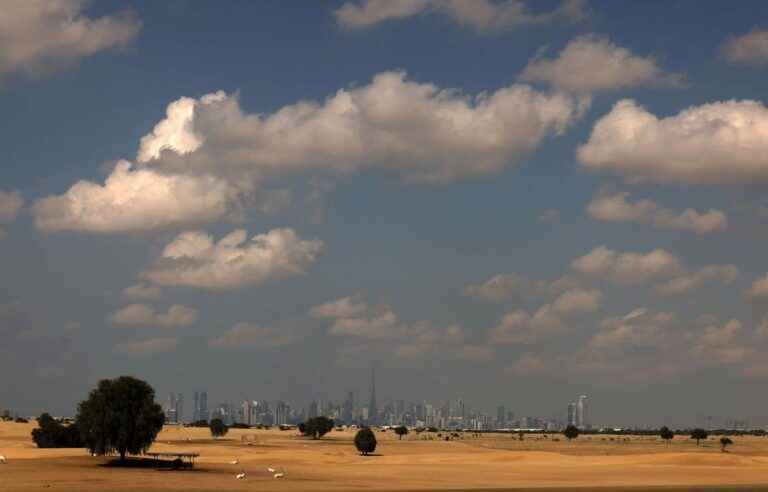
left=576, top=395, right=588, bottom=429
left=368, top=367, right=377, bottom=426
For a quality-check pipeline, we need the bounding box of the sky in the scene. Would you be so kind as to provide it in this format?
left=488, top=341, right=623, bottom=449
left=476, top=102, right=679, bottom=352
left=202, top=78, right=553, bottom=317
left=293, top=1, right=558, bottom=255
left=2, top=0, right=768, bottom=428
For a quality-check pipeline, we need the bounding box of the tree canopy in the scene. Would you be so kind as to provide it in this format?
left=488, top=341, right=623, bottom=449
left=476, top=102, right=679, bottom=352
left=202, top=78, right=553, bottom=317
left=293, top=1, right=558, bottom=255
left=209, top=418, right=229, bottom=438
left=660, top=426, right=674, bottom=443
left=563, top=425, right=579, bottom=441
left=690, top=428, right=708, bottom=446
left=76, top=376, right=165, bottom=461
left=720, top=437, right=733, bottom=452
left=31, top=413, right=84, bottom=448
left=355, top=427, right=377, bottom=455
left=394, top=426, right=409, bottom=440
left=301, top=416, right=335, bottom=439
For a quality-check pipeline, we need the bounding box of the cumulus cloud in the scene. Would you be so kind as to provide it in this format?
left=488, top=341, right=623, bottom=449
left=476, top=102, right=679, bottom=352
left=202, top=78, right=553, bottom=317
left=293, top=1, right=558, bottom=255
left=37, top=72, right=583, bottom=234
left=691, top=319, right=750, bottom=364
left=0, top=0, right=141, bottom=79
left=110, top=303, right=198, bottom=328
left=721, top=29, right=768, bottom=65
left=571, top=246, right=683, bottom=285
left=335, top=0, right=586, bottom=32
left=746, top=273, right=768, bottom=299
left=122, top=283, right=162, bottom=300
left=653, top=265, right=739, bottom=296
left=141, top=228, right=322, bottom=290
left=33, top=161, right=246, bottom=234
left=589, top=309, right=677, bottom=351
left=587, top=192, right=727, bottom=234
left=310, top=296, right=369, bottom=319
left=115, top=337, right=177, bottom=356
left=489, top=288, right=601, bottom=343
left=465, top=273, right=546, bottom=301
left=0, top=190, right=23, bottom=238
left=209, top=322, right=293, bottom=348
left=578, top=99, right=768, bottom=185
left=520, top=34, right=684, bottom=93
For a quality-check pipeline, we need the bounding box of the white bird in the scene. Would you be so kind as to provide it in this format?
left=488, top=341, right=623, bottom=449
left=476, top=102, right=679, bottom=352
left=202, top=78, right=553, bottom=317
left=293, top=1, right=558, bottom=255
left=273, top=473, right=284, bottom=479
left=230, top=459, right=239, bottom=465
left=267, top=467, right=276, bottom=473
left=235, top=472, right=246, bottom=480
left=0, top=455, right=6, bottom=464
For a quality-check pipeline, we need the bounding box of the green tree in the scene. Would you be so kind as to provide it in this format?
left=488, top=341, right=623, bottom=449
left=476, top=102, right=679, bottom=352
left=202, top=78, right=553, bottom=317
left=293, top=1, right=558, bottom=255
left=394, top=426, right=409, bottom=440
left=660, top=426, right=674, bottom=445
left=209, top=418, right=229, bottom=439
left=301, top=416, right=335, bottom=439
left=31, top=413, right=83, bottom=448
left=76, top=376, right=165, bottom=461
left=355, top=427, right=377, bottom=455
left=720, top=437, right=733, bottom=452
left=563, top=425, right=579, bottom=441
left=690, top=428, right=708, bottom=446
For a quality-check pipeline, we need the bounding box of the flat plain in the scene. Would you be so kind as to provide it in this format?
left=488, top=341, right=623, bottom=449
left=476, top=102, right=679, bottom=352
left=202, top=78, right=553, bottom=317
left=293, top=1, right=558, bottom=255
left=2, top=422, right=768, bottom=491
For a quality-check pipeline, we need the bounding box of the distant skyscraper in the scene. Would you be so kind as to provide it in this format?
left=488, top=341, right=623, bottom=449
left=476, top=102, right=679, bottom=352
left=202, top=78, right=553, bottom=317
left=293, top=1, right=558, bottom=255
left=308, top=400, right=318, bottom=419
left=567, top=402, right=576, bottom=427
left=368, top=367, right=377, bottom=426
left=576, top=395, right=588, bottom=429
left=193, top=392, right=200, bottom=421
left=174, top=393, right=184, bottom=424
left=496, top=405, right=506, bottom=428
left=199, top=391, right=209, bottom=421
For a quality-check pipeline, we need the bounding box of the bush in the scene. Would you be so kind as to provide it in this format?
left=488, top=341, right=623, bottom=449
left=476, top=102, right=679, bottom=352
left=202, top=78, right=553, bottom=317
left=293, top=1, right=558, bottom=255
left=31, top=413, right=84, bottom=448
left=210, top=418, right=229, bottom=438
left=355, top=427, right=377, bottom=455
left=394, top=426, right=409, bottom=440
left=720, top=437, right=733, bottom=452
left=15, top=417, right=28, bottom=423
left=690, top=428, right=708, bottom=446
left=300, top=416, right=334, bottom=439
left=563, top=425, right=579, bottom=441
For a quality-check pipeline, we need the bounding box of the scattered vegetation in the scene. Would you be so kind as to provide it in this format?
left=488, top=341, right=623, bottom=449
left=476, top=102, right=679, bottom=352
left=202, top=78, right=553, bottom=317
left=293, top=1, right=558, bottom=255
left=300, top=416, right=335, bottom=439
left=76, top=376, right=165, bottom=461
left=209, top=418, right=229, bottom=439
left=563, top=425, right=579, bottom=441
left=690, top=428, right=708, bottom=446
left=394, top=426, right=409, bottom=440
left=31, top=413, right=84, bottom=448
left=354, top=427, right=377, bottom=456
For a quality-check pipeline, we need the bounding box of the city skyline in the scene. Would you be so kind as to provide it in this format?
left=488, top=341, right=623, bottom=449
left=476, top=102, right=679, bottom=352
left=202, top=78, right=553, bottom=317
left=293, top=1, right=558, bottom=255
left=2, top=1, right=768, bottom=429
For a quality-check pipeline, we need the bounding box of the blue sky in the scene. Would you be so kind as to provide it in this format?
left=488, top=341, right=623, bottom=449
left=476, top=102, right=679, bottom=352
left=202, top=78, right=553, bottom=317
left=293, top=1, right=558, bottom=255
left=2, top=0, right=768, bottom=427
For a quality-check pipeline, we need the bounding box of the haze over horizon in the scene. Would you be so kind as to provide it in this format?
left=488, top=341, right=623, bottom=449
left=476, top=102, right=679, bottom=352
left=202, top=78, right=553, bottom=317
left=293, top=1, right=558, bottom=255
left=2, top=0, right=768, bottom=429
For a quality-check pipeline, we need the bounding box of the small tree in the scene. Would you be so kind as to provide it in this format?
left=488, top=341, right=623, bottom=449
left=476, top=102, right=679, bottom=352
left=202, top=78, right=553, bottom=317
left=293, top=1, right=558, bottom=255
left=355, top=427, right=377, bottom=456
left=720, top=437, right=733, bottom=452
left=394, top=426, right=409, bottom=440
left=76, top=376, right=165, bottom=461
left=690, top=428, right=708, bottom=446
left=660, top=426, right=674, bottom=445
left=301, top=416, right=335, bottom=439
left=563, top=425, right=579, bottom=441
left=31, top=413, right=83, bottom=448
left=209, top=418, right=229, bottom=439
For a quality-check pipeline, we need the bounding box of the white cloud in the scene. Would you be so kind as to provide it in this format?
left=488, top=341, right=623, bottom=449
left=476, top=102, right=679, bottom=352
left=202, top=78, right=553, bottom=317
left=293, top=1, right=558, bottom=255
left=0, top=0, right=140, bottom=79
left=38, top=72, right=583, bottom=234
left=489, top=288, right=601, bottom=343
left=141, top=228, right=323, bottom=290
left=110, top=303, right=198, bottom=328
left=589, top=309, right=677, bottom=350
left=691, top=319, right=749, bottom=364
left=578, top=99, right=768, bottom=185
left=654, top=265, right=739, bottom=296
left=0, top=190, right=23, bottom=238
left=310, top=296, right=369, bottom=319
left=746, top=273, right=768, bottom=299
left=721, top=30, right=768, bottom=65
left=335, top=0, right=586, bottom=32
left=122, top=283, right=162, bottom=300
left=115, top=337, right=177, bottom=356
left=33, top=160, right=247, bottom=234
left=465, top=273, right=545, bottom=301
left=142, top=72, right=582, bottom=184
left=571, top=246, right=683, bottom=285
left=587, top=192, right=727, bottom=234
left=520, top=34, right=684, bottom=93
left=209, top=322, right=293, bottom=348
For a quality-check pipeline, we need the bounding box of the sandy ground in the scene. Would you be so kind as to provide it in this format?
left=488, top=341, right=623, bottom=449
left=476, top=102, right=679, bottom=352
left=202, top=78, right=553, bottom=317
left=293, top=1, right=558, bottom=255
left=2, top=422, right=768, bottom=491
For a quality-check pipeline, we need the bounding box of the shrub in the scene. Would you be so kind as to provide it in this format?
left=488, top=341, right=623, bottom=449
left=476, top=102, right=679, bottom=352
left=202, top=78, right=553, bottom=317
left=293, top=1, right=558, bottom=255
left=31, top=413, right=84, bottom=448
left=355, top=427, right=377, bottom=455
left=209, top=418, right=229, bottom=438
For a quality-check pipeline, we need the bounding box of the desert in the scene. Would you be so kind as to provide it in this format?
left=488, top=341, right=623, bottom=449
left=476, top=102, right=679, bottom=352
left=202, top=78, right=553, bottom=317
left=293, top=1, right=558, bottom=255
left=3, top=422, right=768, bottom=492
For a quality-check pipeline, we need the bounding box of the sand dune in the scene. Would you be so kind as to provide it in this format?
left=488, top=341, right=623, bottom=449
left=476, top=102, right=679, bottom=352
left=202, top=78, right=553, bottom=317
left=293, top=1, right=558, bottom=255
left=2, top=422, right=768, bottom=491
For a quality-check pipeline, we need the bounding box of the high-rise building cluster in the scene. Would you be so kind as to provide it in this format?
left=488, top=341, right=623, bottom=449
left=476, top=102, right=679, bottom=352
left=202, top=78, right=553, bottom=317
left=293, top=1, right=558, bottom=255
left=567, top=395, right=589, bottom=430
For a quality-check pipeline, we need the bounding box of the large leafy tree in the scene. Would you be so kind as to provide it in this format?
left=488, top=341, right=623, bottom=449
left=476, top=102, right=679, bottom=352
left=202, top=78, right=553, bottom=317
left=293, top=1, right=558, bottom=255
left=355, top=427, right=377, bottom=456
left=301, top=416, right=335, bottom=439
left=209, top=418, right=229, bottom=439
left=76, top=376, right=165, bottom=461
left=690, top=428, right=708, bottom=446
left=660, top=426, right=674, bottom=445
left=563, top=425, right=579, bottom=441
